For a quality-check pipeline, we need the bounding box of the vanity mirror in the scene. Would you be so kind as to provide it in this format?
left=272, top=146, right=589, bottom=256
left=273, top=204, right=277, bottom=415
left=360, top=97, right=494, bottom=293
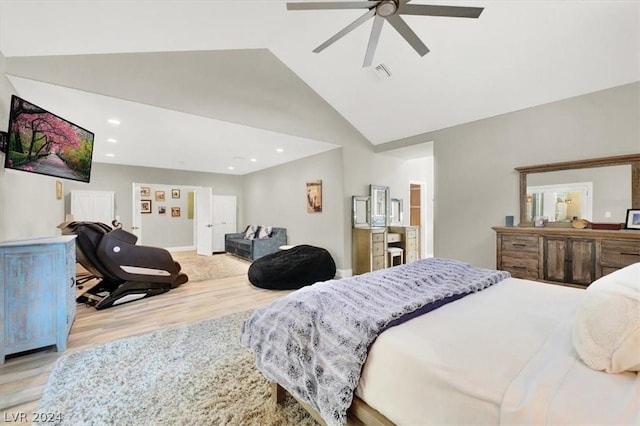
left=352, top=196, right=370, bottom=228
left=370, top=184, right=390, bottom=227
left=516, top=154, right=640, bottom=225
left=390, top=198, right=403, bottom=225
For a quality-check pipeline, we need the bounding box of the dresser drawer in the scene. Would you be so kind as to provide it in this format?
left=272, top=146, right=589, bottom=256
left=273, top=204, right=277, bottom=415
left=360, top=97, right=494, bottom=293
left=501, top=234, right=539, bottom=253
left=372, top=242, right=385, bottom=257
left=372, top=233, right=385, bottom=243
left=501, top=255, right=539, bottom=280
left=406, top=229, right=417, bottom=239
left=601, top=239, right=640, bottom=268
left=387, top=233, right=401, bottom=243
left=372, top=256, right=385, bottom=270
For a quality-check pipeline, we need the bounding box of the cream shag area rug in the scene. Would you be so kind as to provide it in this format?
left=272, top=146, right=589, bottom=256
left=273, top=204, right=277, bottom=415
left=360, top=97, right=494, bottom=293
left=177, top=253, right=251, bottom=282
left=38, top=311, right=317, bottom=425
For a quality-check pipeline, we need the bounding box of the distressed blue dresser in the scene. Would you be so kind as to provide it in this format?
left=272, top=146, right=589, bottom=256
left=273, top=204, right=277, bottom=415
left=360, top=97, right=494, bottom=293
left=0, top=235, right=77, bottom=364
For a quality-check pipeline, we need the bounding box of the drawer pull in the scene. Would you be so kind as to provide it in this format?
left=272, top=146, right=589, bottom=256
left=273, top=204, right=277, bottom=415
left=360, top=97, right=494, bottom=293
left=511, top=266, right=526, bottom=269
left=621, top=252, right=639, bottom=256
left=512, top=243, right=526, bottom=247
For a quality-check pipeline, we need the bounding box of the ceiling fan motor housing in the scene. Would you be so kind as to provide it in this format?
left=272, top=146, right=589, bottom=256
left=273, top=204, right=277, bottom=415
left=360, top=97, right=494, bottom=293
left=377, top=0, right=398, bottom=17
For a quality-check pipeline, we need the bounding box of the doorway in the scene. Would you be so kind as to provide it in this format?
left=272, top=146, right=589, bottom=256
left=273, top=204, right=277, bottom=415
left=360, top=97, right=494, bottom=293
left=410, top=184, right=422, bottom=258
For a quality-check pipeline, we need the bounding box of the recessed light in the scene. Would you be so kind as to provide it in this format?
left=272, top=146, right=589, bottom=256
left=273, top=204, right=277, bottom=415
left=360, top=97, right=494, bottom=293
left=106, top=153, right=115, bottom=157
left=249, top=158, right=257, bottom=162
left=276, top=148, right=284, bottom=153
left=107, top=119, right=120, bottom=125
left=107, top=138, right=117, bottom=143
left=227, top=166, right=235, bottom=170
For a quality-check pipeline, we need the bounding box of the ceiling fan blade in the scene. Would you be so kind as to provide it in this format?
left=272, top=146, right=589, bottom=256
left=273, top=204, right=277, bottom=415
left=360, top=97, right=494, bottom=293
left=363, top=15, right=385, bottom=67
left=399, top=4, right=484, bottom=18
left=385, top=15, right=429, bottom=56
left=312, top=8, right=377, bottom=53
left=287, top=1, right=379, bottom=11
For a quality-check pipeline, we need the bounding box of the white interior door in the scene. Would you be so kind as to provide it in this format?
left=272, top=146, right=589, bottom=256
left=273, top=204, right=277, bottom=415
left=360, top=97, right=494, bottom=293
left=212, top=195, right=237, bottom=252
left=195, top=187, right=213, bottom=256
left=70, top=190, right=115, bottom=225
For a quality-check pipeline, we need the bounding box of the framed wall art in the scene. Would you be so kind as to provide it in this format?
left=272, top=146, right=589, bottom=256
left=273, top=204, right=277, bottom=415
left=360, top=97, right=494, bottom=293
left=625, top=209, right=640, bottom=230
left=141, top=199, right=152, bottom=214
left=306, top=180, right=322, bottom=213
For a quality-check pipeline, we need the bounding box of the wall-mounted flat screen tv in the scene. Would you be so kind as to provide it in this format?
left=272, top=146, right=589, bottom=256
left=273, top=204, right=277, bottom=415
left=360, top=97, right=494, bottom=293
left=4, top=95, right=94, bottom=183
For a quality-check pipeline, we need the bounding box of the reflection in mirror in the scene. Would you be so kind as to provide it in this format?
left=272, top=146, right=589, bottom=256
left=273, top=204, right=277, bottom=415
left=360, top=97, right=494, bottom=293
left=526, top=182, right=593, bottom=222
left=390, top=198, right=403, bottom=225
left=370, top=185, right=389, bottom=227
left=526, top=165, right=630, bottom=223
left=352, top=196, right=370, bottom=228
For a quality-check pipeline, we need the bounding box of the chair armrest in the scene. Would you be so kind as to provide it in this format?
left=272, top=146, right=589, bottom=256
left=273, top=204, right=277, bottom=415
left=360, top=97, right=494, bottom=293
left=225, top=232, right=244, bottom=240
left=251, top=228, right=287, bottom=259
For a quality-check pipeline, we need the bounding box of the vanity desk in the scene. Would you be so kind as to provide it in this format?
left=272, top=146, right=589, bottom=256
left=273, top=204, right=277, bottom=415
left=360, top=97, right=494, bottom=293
left=351, top=184, right=419, bottom=275
left=352, top=226, right=419, bottom=275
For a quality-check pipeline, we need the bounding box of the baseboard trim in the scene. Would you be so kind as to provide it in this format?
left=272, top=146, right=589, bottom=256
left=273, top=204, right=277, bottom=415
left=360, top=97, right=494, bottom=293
left=336, top=269, right=352, bottom=278
left=167, top=246, right=195, bottom=252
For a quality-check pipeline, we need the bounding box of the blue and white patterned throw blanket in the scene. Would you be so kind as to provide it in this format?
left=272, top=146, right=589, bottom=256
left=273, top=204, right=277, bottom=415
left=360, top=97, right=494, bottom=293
left=240, top=258, right=510, bottom=426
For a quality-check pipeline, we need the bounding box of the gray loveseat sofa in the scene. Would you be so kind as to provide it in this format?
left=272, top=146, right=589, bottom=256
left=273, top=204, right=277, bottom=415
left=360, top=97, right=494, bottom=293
left=225, top=227, right=287, bottom=261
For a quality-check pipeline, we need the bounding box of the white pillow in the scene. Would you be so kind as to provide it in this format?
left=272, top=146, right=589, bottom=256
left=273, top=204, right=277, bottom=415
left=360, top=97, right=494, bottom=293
left=572, top=262, right=640, bottom=373
left=243, top=225, right=258, bottom=240
left=257, top=226, right=272, bottom=239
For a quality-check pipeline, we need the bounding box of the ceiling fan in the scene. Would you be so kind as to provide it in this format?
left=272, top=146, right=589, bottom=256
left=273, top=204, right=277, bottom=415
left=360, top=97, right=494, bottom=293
left=286, top=0, right=484, bottom=67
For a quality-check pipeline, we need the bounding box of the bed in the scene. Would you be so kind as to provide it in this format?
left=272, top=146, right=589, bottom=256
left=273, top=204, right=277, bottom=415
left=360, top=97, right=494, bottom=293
left=241, top=258, right=640, bottom=426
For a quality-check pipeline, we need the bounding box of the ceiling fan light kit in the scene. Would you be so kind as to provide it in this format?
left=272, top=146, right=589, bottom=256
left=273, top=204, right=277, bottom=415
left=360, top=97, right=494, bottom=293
left=286, top=0, right=484, bottom=67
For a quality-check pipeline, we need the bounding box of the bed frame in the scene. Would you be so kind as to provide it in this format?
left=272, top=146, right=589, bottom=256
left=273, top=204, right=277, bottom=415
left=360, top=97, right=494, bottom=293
left=272, top=382, right=395, bottom=426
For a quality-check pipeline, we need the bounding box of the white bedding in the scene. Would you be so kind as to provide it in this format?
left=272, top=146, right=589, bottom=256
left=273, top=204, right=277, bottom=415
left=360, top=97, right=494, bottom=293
left=356, top=277, right=640, bottom=425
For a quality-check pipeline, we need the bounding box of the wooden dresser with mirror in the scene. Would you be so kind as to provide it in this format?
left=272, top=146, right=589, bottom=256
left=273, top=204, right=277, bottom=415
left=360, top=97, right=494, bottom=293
left=494, top=153, right=640, bottom=287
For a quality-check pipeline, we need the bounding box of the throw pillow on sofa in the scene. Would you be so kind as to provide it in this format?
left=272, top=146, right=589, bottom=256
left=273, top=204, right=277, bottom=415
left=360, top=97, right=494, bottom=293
left=244, top=225, right=258, bottom=240
left=258, top=226, right=272, bottom=239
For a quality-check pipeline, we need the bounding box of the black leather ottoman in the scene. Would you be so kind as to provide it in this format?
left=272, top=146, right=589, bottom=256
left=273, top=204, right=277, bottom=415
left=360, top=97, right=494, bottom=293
left=248, top=245, right=336, bottom=290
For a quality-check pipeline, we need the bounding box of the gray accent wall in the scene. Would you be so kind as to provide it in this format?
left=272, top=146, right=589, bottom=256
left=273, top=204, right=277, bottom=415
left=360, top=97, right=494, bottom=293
left=379, top=82, right=639, bottom=269
left=242, top=148, right=346, bottom=267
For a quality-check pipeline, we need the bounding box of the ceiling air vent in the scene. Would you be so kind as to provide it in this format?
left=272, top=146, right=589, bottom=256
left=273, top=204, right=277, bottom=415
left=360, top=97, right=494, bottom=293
left=374, top=63, right=392, bottom=79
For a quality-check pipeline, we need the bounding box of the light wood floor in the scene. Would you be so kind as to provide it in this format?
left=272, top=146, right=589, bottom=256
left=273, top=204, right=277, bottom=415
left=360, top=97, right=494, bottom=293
left=0, top=252, right=292, bottom=422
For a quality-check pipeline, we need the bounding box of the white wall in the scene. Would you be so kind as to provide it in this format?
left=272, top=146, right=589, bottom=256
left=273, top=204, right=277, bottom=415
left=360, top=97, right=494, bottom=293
left=0, top=52, right=65, bottom=241
left=64, top=163, right=243, bottom=246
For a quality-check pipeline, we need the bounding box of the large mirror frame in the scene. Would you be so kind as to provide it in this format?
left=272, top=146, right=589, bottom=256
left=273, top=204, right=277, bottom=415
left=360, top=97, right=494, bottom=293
left=516, top=153, right=640, bottom=225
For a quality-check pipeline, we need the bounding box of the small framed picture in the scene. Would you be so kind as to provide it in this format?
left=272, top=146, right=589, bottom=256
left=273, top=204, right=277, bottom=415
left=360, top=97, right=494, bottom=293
left=140, top=186, right=150, bottom=197
left=158, top=205, right=166, bottom=215
left=306, top=180, right=322, bottom=213
left=171, top=207, right=181, bottom=217
left=141, top=200, right=152, bottom=214
left=172, top=189, right=181, bottom=199
left=625, top=209, right=640, bottom=230
left=155, top=190, right=165, bottom=201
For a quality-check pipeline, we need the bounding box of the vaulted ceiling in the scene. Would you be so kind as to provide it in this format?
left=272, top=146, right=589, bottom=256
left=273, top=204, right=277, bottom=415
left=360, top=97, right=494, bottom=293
left=1, top=1, right=638, bottom=174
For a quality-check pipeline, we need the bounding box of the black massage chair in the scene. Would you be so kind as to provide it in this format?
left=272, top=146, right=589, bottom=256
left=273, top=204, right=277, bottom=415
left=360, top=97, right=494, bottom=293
left=59, top=221, right=188, bottom=310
